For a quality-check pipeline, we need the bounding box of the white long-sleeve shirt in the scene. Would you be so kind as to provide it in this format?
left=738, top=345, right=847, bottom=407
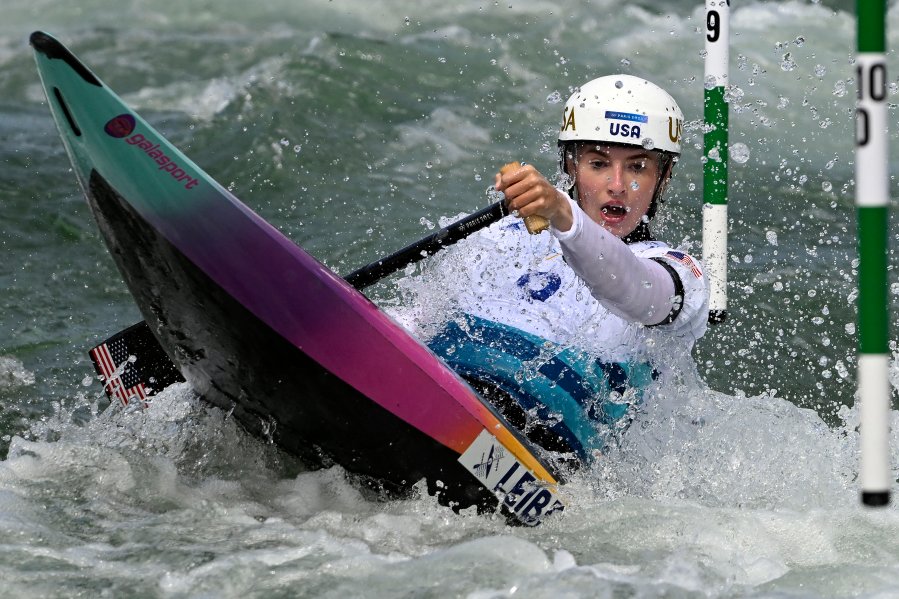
left=442, top=199, right=709, bottom=364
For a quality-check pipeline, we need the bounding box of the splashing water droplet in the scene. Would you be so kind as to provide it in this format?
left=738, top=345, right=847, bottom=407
left=814, top=64, right=827, bottom=78
left=630, top=180, right=640, bottom=191
left=724, top=85, right=744, bottom=103
left=766, top=231, right=778, bottom=246
left=641, top=138, right=655, bottom=150
left=615, top=79, right=624, bottom=88
left=546, top=91, right=563, bottom=104
left=781, top=52, right=797, bottom=72
left=822, top=181, right=832, bottom=192
left=729, top=142, right=750, bottom=164
left=486, top=185, right=504, bottom=202
left=833, top=80, right=847, bottom=97
left=835, top=361, right=849, bottom=379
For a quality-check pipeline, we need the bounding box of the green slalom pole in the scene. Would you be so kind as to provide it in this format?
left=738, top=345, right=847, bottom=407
left=703, top=0, right=730, bottom=324
left=856, top=0, right=891, bottom=507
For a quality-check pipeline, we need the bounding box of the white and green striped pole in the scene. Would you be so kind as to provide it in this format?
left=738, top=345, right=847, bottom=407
left=856, top=0, right=891, bottom=507
left=703, top=0, right=729, bottom=324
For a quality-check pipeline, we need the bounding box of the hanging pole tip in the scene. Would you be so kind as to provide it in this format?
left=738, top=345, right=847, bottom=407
left=707, top=309, right=728, bottom=325
left=861, top=491, right=890, bottom=507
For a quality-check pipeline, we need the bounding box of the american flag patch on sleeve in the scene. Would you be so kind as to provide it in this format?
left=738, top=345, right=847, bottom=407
left=664, top=250, right=703, bottom=279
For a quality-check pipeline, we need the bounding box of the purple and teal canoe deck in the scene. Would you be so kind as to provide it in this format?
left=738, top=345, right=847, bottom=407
left=30, top=32, right=564, bottom=523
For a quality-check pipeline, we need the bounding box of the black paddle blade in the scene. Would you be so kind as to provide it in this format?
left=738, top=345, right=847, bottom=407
left=88, top=321, right=185, bottom=405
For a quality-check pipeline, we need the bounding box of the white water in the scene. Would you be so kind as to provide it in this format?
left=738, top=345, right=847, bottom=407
left=4, top=363, right=899, bottom=596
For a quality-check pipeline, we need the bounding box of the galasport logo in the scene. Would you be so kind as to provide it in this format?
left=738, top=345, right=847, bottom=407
left=104, top=114, right=199, bottom=190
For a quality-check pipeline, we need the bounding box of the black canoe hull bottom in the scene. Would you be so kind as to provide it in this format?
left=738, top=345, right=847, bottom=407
left=86, top=169, right=498, bottom=513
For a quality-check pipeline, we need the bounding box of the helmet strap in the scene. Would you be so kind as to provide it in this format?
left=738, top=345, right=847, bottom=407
left=621, top=220, right=654, bottom=244
left=643, top=153, right=675, bottom=220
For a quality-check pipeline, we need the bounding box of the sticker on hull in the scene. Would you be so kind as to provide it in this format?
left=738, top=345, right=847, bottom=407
left=458, top=429, right=565, bottom=525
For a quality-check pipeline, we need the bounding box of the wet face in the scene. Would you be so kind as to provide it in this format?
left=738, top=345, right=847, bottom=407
left=565, top=144, right=662, bottom=239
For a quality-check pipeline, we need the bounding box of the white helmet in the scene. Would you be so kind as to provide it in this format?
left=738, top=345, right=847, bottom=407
left=558, top=74, right=683, bottom=155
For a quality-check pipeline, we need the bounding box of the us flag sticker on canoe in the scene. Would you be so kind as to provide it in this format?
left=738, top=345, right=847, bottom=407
left=90, top=339, right=147, bottom=406
left=664, top=250, right=703, bottom=279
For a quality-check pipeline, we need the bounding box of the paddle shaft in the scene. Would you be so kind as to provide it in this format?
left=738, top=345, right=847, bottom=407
left=345, top=200, right=508, bottom=289
left=346, top=161, right=553, bottom=289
